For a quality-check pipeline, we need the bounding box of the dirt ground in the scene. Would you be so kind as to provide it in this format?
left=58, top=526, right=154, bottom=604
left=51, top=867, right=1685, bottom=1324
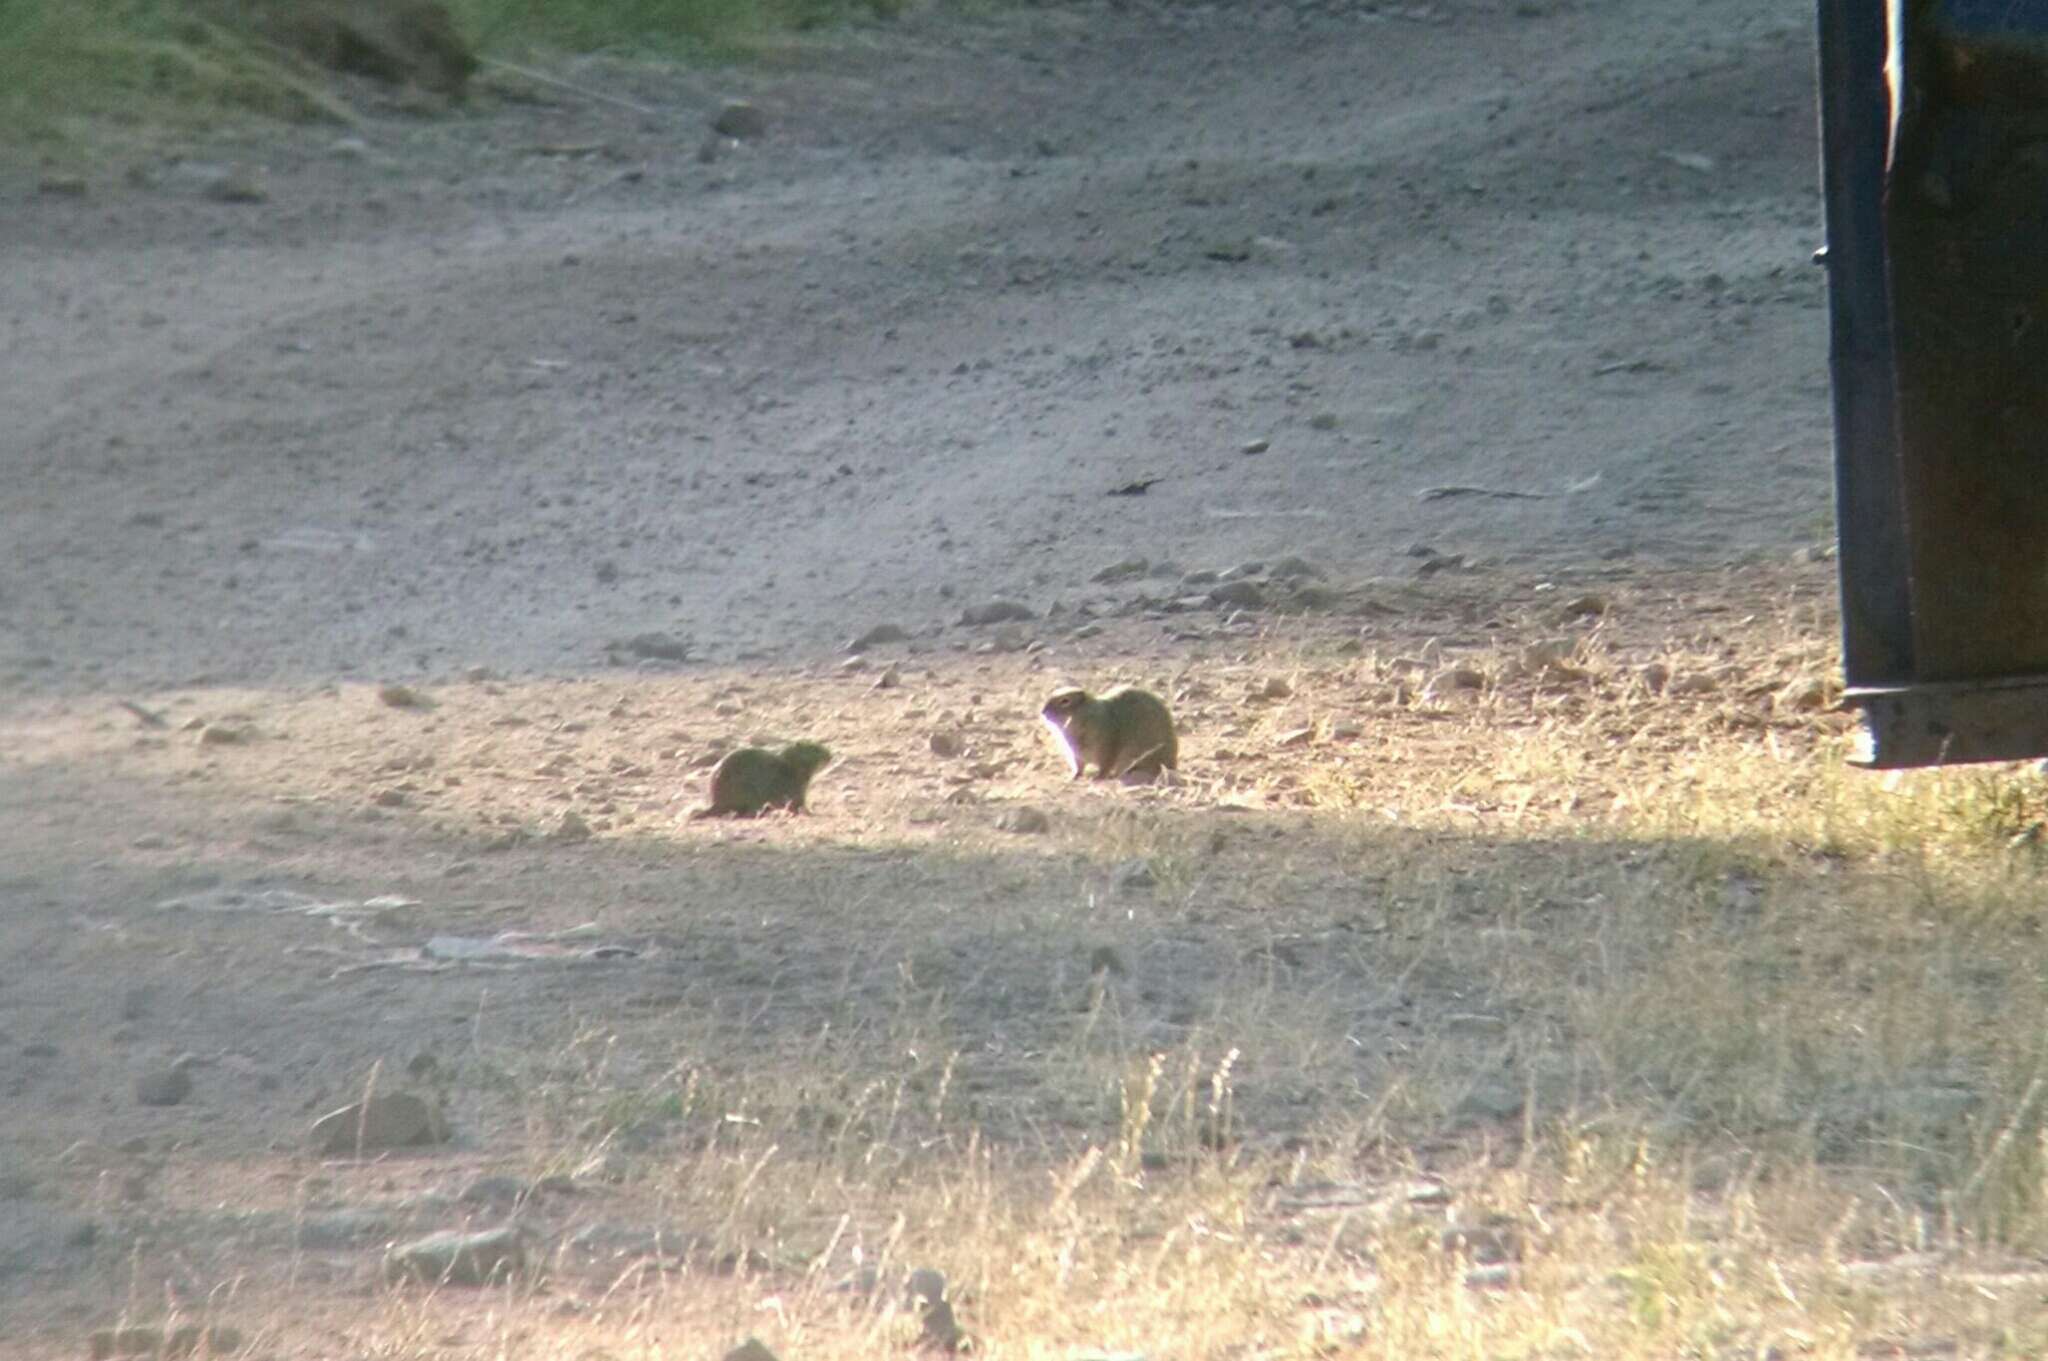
left=0, top=0, right=1848, bottom=1351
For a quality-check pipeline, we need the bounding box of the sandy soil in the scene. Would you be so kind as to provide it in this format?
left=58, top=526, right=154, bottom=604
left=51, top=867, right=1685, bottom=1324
left=0, top=0, right=1842, bottom=1348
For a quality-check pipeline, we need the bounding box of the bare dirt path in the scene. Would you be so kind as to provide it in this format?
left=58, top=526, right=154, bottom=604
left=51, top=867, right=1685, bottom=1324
left=2, top=0, right=1827, bottom=695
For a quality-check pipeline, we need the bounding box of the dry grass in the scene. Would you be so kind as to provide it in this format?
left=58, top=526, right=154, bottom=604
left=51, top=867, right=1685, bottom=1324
left=13, top=563, right=2048, bottom=1357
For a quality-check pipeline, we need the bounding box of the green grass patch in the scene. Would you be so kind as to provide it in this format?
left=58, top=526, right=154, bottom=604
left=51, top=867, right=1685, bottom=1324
left=0, top=0, right=921, bottom=150
left=0, top=1, right=351, bottom=147
left=452, top=0, right=915, bottom=58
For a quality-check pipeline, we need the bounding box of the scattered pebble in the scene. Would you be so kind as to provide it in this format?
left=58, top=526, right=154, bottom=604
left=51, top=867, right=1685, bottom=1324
left=1208, top=580, right=1265, bottom=609
left=997, top=806, right=1050, bottom=834
left=195, top=722, right=250, bottom=747
left=296, top=1209, right=396, bottom=1248
left=871, top=663, right=903, bottom=690
left=203, top=169, right=266, bottom=203
left=135, top=1055, right=195, bottom=1107
left=930, top=732, right=965, bottom=758
left=712, top=99, right=768, bottom=139
left=459, top=1174, right=529, bottom=1206
left=1240, top=438, right=1270, bottom=454
left=1091, top=557, right=1150, bottom=584
left=620, top=632, right=693, bottom=661
left=1421, top=666, right=1486, bottom=700
left=386, top=1227, right=526, bottom=1286
left=309, top=1092, right=450, bottom=1156
left=1308, top=411, right=1340, bottom=430
left=958, top=600, right=1036, bottom=626
left=1257, top=676, right=1293, bottom=700
left=847, top=622, right=910, bottom=652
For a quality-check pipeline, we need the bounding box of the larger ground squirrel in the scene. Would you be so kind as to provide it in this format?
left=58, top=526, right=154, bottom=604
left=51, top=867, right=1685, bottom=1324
left=691, top=741, right=832, bottom=818
left=1039, top=685, right=1178, bottom=781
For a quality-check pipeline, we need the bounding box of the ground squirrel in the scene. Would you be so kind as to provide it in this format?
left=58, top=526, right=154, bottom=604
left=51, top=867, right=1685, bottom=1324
left=1039, top=685, right=1178, bottom=781
left=691, top=741, right=832, bottom=818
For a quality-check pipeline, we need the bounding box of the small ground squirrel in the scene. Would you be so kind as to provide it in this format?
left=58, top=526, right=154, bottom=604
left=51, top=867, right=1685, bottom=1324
left=691, top=741, right=832, bottom=818
left=1039, top=685, right=1178, bottom=781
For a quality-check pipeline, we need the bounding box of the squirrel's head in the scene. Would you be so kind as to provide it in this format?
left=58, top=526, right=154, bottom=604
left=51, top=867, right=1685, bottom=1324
left=779, top=742, right=833, bottom=778
left=1040, top=687, right=1092, bottom=725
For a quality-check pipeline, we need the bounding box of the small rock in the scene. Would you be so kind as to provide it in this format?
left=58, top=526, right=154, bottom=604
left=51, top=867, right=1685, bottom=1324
left=459, top=1174, right=528, bottom=1206
left=1308, top=412, right=1340, bottom=431
left=1240, top=438, right=1270, bottom=454
left=308, top=1092, right=450, bottom=1156
left=723, top=1341, right=781, bottom=1361
left=550, top=810, right=593, bottom=842
left=1114, top=859, right=1156, bottom=893
left=594, top=559, right=620, bottom=584
left=296, top=1209, right=395, bottom=1248
left=203, top=168, right=266, bottom=203
left=836, top=656, right=869, bottom=673
left=958, top=600, right=1036, bottom=626
left=1257, top=676, right=1293, bottom=700
left=1208, top=580, right=1265, bottom=609
left=1638, top=661, right=1671, bottom=692
left=621, top=631, right=692, bottom=662
left=847, top=622, right=910, bottom=652
left=1558, top=593, right=1608, bottom=620
left=930, top=732, right=965, bottom=759
left=997, top=806, right=1050, bottom=834
left=1218, top=561, right=1264, bottom=581
left=1088, top=945, right=1127, bottom=977
left=1516, top=639, right=1573, bottom=671
left=1269, top=555, right=1325, bottom=581
left=712, top=99, right=768, bottom=139
left=195, top=722, right=249, bottom=746
left=135, top=1056, right=195, bottom=1107
left=1421, top=667, right=1486, bottom=700
left=871, top=664, right=903, bottom=690
left=386, top=1227, right=526, bottom=1286
left=1274, top=726, right=1315, bottom=748
left=1091, top=557, right=1150, bottom=584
